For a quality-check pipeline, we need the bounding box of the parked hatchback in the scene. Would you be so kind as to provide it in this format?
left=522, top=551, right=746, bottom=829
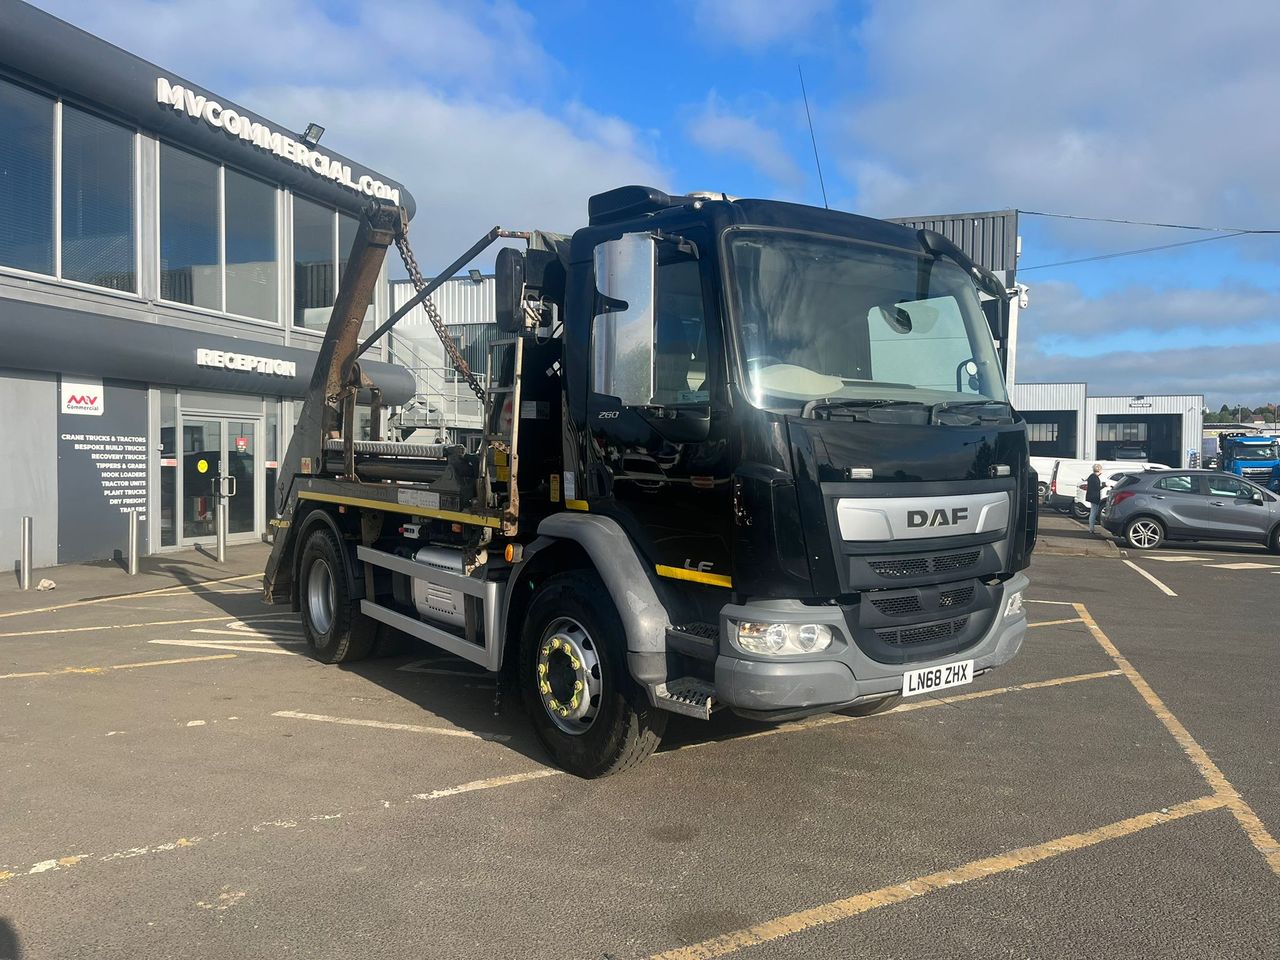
left=1102, top=470, right=1280, bottom=552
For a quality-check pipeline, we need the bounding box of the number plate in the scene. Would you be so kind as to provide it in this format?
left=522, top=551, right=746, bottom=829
left=901, top=659, right=974, bottom=697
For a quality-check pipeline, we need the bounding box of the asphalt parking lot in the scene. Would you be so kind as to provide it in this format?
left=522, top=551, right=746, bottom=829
left=2, top=539, right=1278, bottom=959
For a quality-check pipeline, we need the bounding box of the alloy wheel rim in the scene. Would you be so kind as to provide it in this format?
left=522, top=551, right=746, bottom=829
left=536, top=617, right=603, bottom=736
left=1130, top=521, right=1160, bottom=548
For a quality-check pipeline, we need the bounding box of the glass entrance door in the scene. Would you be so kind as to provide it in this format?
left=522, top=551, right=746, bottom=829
left=181, top=417, right=260, bottom=543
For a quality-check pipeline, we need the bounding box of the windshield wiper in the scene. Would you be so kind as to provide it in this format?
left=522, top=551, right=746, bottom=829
left=801, top=398, right=929, bottom=420
left=930, top=399, right=1014, bottom=423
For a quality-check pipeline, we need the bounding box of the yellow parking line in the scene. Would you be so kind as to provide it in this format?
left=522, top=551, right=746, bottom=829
left=0, top=654, right=236, bottom=680
left=1074, top=603, right=1280, bottom=876
left=648, top=795, right=1225, bottom=959
left=1029, top=617, right=1084, bottom=627
left=0, top=573, right=263, bottom=620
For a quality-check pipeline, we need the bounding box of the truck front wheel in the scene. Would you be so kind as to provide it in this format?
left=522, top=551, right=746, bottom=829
left=298, top=526, right=375, bottom=663
left=519, top=571, right=667, bottom=778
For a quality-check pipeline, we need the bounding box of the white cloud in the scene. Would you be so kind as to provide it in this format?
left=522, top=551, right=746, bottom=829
left=686, top=93, right=806, bottom=194
left=692, top=0, right=835, bottom=49
left=838, top=1, right=1280, bottom=241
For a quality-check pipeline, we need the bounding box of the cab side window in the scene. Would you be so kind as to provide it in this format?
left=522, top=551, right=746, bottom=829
left=1154, top=475, right=1194, bottom=493
left=652, top=259, right=708, bottom=407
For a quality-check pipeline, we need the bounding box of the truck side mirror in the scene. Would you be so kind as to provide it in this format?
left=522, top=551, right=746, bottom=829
left=591, top=233, right=657, bottom=407
left=494, top=247, right=525, bottom=333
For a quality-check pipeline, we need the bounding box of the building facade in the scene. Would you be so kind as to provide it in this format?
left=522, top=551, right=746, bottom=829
left=1013, top=383, right=1205, bottom=468
left=0, top=2, right=415, bottom=569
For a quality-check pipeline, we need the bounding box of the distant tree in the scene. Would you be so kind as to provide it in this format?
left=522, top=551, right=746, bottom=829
left=1218, top=403, right=1233, bottom=418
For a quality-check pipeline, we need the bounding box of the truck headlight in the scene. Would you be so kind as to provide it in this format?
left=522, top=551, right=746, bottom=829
left=732, top=621, right=833, bottom=656
left=1004, top=590, right=1024, bottom=619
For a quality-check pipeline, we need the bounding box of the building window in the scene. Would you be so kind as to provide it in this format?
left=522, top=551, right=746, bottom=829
left=0, top=79, right=55, bottom=275
left=61, top=106, right=135, bottom=292
left=225, top=169, right=278, bottom=321
left=159, top=388, right=177, bottom=547
left=159, top=144, right=220, bottom=310
left=1097, top=422, right=1148, bottom=443
left=1027, top=422, right=1059, bottom=443
left=293, top=196, right=335, bottom=330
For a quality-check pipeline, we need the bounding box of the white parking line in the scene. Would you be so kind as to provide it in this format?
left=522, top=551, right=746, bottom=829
left=1204, top=562, right=1279, bottom=570
left=272, top=709, right=511, bottom=742
left=1122, top=559, right=1178, bottom=596
left=149, top=639, right=300, bottom=656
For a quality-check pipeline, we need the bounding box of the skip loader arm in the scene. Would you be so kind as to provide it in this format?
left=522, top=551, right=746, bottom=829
left=263, top=200, right=405, bottom=603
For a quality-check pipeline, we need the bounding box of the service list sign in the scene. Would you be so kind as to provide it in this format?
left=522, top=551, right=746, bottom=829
left=58, top=378, right=149, bottom=564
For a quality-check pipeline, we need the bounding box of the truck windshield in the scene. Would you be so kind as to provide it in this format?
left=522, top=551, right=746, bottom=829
left=1232, top=443, right=1279, bottom=460
left=725, top=228, right=1007, bottom=412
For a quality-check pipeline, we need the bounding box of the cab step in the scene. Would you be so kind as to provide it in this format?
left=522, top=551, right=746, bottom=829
left=652, top=677, right=716, bottom=720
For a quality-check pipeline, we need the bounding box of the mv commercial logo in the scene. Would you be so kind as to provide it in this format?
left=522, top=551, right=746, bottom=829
left=907, top=507, right=969, bottom=529
left=61, top=378, right=104, bottom=416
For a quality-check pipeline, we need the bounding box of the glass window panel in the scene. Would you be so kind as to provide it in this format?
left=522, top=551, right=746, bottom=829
left=160, top=144, right=220, bottom=309
left=0, top=80, right=54, bottom=274
left=61, top=106, right=135, bottom=291
left=225, top=169, right=277, bottom=321
left=293, top=197, right=334, bottom=329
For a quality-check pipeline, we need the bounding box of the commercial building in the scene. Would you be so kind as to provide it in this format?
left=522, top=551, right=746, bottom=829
left=0, top=1, right=415, bottom=570
left=1012, top=383, right=1205, bottom=468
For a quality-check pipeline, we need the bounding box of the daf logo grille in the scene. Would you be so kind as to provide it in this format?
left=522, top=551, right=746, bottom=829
left=906, top=507, right=969, bottom=528
left=835, top=493, right=1010, bottom=542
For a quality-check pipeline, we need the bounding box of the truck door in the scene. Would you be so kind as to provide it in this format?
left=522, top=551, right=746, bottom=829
left=584, top=229, right=733, bottom=586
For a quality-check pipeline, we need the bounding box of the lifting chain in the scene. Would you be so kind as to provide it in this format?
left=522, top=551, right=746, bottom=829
left=394, top=231, right=488, bottom=404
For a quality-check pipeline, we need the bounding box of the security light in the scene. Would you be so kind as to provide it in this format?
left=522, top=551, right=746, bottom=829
left=468, top=269, right=484, bottom=283
left=302, top=123, right=325, bottom=146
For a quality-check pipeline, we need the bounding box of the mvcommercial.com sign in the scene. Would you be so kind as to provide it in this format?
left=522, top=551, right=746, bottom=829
left=156, top=77, right=401, bottom=204
left=61, top=377, right=104, bottom=416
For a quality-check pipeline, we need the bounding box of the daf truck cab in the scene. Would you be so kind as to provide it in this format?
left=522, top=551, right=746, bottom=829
left=267, top=187, right=1037, bottom=777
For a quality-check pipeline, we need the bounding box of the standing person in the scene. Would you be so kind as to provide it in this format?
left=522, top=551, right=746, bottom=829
left=1086, top=463, right=1103, bottom=534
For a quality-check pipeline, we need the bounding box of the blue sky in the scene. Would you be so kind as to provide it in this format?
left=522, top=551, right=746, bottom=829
left=37, top=0, right=1280, bottom=408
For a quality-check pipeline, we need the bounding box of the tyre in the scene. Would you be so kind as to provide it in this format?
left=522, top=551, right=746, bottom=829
left=1071, top=500, right=1090, bottom=520
left=1037, top=481, right=1049, bottom=502
left=298, top=526, right=376, bottom=663
left=519, top=570, right=667, bottom=778
left=1268, top=524, right=1280, bottom=556
left=1124, top=516, right=1165, bottom=550
left=837, top=694, right=902, bottom=717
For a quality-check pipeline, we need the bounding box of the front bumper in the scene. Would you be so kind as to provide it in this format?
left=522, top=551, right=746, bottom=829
left=713, top=572, right=1029, bottom=719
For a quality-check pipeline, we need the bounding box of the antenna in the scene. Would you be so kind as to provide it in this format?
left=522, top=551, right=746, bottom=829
left=798, top=65, right=829, bottom=210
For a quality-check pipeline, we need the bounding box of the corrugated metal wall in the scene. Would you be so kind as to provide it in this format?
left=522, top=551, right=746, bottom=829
left=1011, top=382, right=1088, bottom=412
left=887, top=210, right=1019, bottom=277
left=391, top=277, right=495, bottom=328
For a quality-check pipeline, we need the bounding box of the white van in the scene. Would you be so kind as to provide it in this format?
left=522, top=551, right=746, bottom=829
left=1030, top=457, right=1058, bottom=501
left=1047, top=458, right=1161, bottom=513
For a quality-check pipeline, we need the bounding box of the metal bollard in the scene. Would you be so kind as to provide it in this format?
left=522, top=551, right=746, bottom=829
left=127, top=510, right=140, bottom=576
left=215, top=493, right=226, bottom=563
left=20, top=515, right=33, bottom=590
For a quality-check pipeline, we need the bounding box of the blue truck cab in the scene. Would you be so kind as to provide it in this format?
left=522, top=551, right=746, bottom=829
left=1218, top=432, right=1280, bottom=491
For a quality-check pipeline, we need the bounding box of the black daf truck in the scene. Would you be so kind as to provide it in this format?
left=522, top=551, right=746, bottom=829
left=265, top=186, right=1036, bottom=777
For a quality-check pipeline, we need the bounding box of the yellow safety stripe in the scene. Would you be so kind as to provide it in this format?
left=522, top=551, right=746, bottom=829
left=655, top=564, right=733, bottom=589
left=566, top=499, right=590, bottom=511
left=297, top=491, right=502, bottom=528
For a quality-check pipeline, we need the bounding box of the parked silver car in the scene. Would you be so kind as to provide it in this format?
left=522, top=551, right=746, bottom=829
left=1102, top=470, right=1280, bottom=552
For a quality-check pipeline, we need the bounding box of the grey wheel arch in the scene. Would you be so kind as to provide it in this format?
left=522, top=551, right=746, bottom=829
left=498, top=513, right=672, bottom=674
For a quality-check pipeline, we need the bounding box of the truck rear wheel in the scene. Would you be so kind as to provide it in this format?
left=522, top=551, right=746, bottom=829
left=298, top=526, right=375, bottom=663
left=519, top=571, right=667, bottom=778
